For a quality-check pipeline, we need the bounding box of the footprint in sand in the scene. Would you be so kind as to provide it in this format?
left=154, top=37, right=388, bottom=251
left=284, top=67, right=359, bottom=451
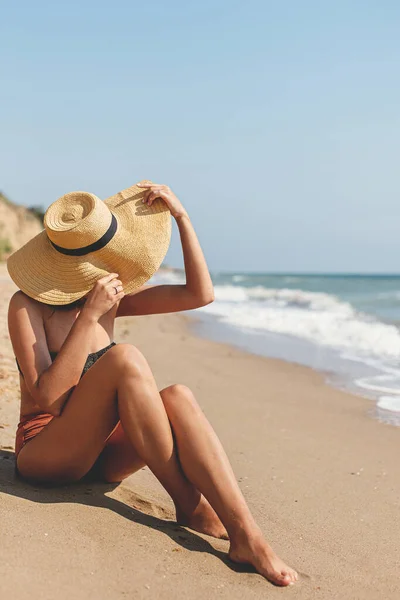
left=112, top=485, right=174, bottom=520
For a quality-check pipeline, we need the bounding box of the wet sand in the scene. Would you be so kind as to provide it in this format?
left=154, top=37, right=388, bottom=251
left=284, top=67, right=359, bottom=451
left=0, top=265, right=399, bottom=599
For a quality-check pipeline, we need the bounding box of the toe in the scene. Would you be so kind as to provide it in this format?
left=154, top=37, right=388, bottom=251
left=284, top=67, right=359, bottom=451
left=277, top=572, right=292, bottom=587
left=285, top=568, right=298, bottom=583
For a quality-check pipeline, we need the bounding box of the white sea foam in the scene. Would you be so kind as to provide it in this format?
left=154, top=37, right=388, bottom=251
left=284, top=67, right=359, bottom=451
left=152, top=275, right=400, bottom=360
left=377, top=396, right=400, bottom=412
left=152, top=270, right=185, bottom=285
left=151, top=272, right=400, bottom=420
left=200, top=286, right=400, bottom=360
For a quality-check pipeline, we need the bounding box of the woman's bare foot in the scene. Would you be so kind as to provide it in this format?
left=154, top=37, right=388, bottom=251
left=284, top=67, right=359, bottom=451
left=175, top=495, right=229, bottom=539
left=229, top=527, right=298, bottom=586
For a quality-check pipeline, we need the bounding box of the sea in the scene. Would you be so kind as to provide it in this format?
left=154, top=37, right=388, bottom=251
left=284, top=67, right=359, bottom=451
left=152, top=270, right=400, bottom=427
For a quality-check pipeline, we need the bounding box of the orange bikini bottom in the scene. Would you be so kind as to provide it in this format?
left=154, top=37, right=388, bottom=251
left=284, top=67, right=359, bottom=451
left=14, top=411, right=105, bottom=482
left=15, top=412, right=54, bottom=458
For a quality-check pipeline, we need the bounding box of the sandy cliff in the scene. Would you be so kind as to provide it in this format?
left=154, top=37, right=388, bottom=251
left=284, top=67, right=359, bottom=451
left=0, top=192, right=43, bottom=259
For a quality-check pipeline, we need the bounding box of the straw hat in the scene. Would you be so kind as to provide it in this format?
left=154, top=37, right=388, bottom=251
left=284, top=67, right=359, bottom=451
left=7, top=181, right=171, bottom=305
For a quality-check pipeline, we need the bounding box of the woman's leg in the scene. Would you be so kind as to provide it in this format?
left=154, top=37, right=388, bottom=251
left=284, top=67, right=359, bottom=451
left=92, top=392, right=228, bottom=538
left=158, top=384, right=298, bottom=586
left=17, top=344, right=204, bottom=523
left=90, top=421, right=146, bottom=482
left=90, top=382, right=298, bottom=586
left=17, top=344, right=297, bottom=586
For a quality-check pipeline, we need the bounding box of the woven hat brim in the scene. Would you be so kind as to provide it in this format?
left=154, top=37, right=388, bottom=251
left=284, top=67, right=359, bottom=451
left=7, top=183, right=171, bottom=305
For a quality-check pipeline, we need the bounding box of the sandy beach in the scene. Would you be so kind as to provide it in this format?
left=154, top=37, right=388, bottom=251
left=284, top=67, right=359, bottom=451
left=0, top=265, right=399, bottom=600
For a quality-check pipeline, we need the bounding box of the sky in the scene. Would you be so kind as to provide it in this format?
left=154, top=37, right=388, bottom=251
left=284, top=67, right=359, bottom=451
left=1, top=0, right=400, bottom=273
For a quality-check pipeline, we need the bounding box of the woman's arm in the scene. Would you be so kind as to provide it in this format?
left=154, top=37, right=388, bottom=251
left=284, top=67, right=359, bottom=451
left=117, top=183, right=214, bottom=317
left=8, top=273, right=124, bottom=416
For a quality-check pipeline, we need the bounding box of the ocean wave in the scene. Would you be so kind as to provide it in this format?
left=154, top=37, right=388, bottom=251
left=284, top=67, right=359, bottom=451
left=151, top=270, right=185, bottom=285
left=373, top=291, right=400, bottom=300
left=211, top=285, right=355, bottom=312
left=200, top=286, right=400, bottom=360
left=151, top=274, right=400, bottom=361
left=377, top=396, right=400, bottom=412
left=151, top=272, right=400, bottom=419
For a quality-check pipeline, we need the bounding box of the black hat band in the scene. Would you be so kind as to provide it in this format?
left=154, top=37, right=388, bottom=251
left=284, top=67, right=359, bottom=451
left=49, top=214, right=118, bottom=256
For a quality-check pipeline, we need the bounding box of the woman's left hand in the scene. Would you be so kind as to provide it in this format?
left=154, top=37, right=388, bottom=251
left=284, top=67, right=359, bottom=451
left=137, top=182, right=188, bottom=219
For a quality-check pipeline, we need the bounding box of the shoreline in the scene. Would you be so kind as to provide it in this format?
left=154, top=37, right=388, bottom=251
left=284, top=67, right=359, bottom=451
left=1, top=266, right=399, bottom=598
left=153, top=271, right=400, bottom=427
left=188, top=310, right=400, bottom=427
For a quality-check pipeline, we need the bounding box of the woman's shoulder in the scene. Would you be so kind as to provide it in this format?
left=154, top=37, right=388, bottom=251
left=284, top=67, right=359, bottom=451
left=8, top=291, right=48, bottom=320
left=10, top=290, right=40, bottom=309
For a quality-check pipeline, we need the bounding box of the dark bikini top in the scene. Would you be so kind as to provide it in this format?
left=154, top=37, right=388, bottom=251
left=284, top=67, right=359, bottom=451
left=16, top=342, right=116, bottom=380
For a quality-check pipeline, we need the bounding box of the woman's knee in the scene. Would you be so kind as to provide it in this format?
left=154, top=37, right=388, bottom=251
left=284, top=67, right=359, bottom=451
left=160, top=384, right=200, bottom=415
left=107, top=343, right=150, bottom=379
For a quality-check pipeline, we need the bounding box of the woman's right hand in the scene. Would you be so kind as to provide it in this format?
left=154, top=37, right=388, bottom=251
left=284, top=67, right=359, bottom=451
left=81, top=273, right=124, bottom=320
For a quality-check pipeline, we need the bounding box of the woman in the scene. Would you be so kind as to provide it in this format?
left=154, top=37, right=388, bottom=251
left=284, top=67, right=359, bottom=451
left=7, top=181, right=298, bottom=587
